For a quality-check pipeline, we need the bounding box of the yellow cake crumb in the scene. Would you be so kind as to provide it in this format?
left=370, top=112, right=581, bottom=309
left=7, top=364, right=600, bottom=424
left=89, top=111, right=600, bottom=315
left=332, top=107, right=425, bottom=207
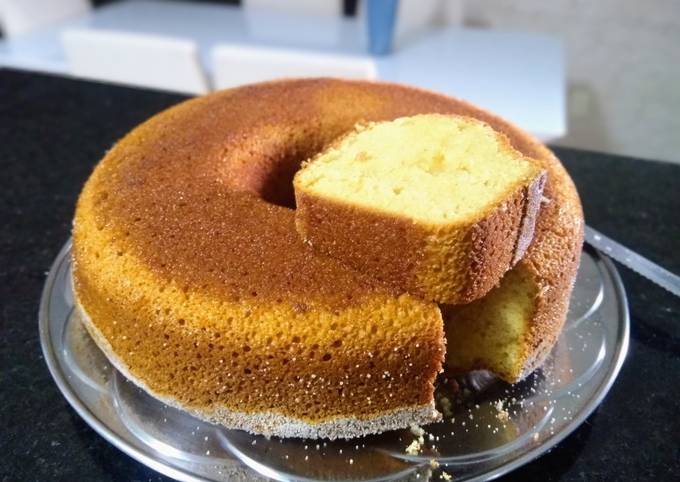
left=440, top=396, right=453, bottom=418
left=494, top=400, right=510, bottom=422
left=406, top=439, right=422, bottom=455
left=295, top=114, right=540, bottom=224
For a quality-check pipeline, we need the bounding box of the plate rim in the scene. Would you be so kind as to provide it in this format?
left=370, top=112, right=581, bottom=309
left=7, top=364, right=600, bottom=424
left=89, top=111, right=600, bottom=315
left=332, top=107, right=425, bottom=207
left=464, top=246, right=630, bottom=481
left=39, top=239, right=630, bottom=482
left=39, top=239, right=216, bottom=482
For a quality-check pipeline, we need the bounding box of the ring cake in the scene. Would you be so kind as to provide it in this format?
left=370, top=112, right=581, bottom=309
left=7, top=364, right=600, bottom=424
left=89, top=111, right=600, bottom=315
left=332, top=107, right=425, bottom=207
left=72, top=79, right=583, bottom=439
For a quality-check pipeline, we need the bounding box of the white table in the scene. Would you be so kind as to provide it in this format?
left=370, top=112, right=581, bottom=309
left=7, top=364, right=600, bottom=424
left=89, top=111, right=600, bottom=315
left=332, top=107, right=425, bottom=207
left=0, top=0, right=565, bottom=140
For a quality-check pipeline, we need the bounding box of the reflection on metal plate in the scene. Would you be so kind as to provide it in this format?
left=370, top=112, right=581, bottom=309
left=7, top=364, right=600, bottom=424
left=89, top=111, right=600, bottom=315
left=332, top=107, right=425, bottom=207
left=40, top=242, right=629, bottom=482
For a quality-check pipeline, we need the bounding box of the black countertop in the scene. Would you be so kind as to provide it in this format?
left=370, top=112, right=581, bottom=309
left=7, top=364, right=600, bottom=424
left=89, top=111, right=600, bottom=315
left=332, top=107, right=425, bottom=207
left=1, top=69, right=678, bottom=481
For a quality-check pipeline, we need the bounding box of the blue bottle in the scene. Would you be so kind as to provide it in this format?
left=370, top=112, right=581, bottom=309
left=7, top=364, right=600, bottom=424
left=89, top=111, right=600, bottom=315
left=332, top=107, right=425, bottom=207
left=366, top=0, right=399, bottom=55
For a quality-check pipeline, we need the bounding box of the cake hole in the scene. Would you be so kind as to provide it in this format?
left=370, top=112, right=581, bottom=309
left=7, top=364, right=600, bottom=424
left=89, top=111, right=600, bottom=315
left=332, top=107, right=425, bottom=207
left=332, top=340, right=342, bottom=348
left=178, top=319, right=186, bottom=326
left=322, top=353, right=332, bottom=361
left=257, top=156, right=307, bottom=209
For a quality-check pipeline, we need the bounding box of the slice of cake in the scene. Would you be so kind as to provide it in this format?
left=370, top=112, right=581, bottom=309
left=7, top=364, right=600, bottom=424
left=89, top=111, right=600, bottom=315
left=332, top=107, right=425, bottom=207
left=441, top=267, right=539, bottom=381
left=293, top=114, right=547, bottom=305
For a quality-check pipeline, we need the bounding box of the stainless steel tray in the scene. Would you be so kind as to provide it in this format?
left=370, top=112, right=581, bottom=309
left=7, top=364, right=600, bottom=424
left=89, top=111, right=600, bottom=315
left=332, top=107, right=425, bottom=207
left=40, top=241, right=629, bottom=481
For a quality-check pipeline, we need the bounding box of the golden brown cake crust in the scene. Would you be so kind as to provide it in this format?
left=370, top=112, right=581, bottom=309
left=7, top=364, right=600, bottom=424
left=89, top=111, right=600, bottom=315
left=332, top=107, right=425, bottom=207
left=72, top=78, right=583, bottom=436
left=295, top=175, right=545, bottom=305
left=294, top=116, right=548, bottom=305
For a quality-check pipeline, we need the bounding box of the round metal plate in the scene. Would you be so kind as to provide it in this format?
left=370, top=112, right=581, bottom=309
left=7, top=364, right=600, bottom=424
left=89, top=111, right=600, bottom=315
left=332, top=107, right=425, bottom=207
left=40, top=241, right=629, bottom=481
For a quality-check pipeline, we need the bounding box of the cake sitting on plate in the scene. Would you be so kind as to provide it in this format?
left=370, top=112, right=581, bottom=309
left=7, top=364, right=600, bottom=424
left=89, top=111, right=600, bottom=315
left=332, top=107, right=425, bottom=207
left=71, top=79, right=583, bottom=439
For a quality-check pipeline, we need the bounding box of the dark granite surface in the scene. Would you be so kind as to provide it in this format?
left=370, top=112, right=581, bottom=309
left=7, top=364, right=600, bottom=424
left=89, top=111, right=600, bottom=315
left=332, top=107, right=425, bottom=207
left=1, top=68, right=678, bottom=481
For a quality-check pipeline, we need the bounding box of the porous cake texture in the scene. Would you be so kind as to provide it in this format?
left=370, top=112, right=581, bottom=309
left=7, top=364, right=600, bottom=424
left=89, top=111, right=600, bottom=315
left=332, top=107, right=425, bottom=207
left=72, top=79, right=583, bottom=438
left=294, top=114, right=547, bottom=304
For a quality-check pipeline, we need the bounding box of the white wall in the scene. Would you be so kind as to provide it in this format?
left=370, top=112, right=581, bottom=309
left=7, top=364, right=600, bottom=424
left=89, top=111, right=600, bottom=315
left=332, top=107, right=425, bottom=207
left=459, top=0, right=680, bottom=163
